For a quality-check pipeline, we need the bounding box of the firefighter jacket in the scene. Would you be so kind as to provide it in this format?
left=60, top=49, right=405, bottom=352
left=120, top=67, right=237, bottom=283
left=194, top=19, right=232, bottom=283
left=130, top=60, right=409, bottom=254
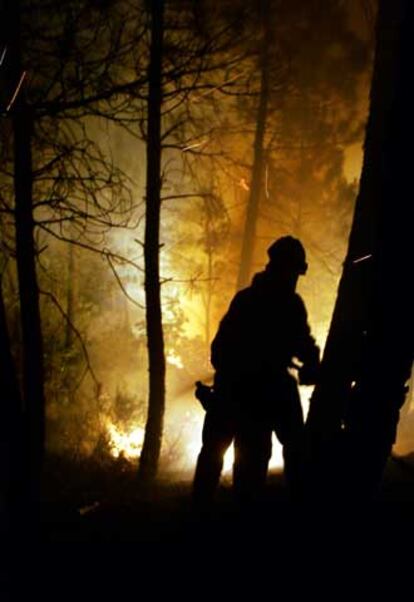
left=211, top=270, right=320, bottom=387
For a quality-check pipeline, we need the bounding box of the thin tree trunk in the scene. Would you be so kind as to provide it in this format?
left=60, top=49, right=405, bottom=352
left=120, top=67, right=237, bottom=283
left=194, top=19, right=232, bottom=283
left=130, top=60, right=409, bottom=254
left=236, top=0, right=271, bottom=291
left=0, top=279, right=24, bottom=533
left=64, top=240, right=78, bottom=405
left=9, top=0, right=46, bottom=506
left=4, top=263, right=22, bottom=369
left=202, top=202, right=214, bottom=347
left=65, top=241, right=76, bottom=350
left=307, top=0, right=414, bottom=499
left=138, top=0, right=166, bottom=483
left=205, top=244, right=213, bottom=347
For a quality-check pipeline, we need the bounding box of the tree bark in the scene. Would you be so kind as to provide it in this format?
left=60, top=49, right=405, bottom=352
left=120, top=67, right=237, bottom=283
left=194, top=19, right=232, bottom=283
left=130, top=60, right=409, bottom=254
left=9, top=0, right=46, bottom=506
left=138, top=0, right=166, bottom=483
left=236, top=0, right=271, bottom=291
left=307, top=0, right=414, bottom=500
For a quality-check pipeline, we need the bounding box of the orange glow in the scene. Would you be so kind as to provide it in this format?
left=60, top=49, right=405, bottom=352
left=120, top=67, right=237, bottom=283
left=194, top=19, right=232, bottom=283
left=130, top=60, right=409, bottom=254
left=223, top=436, right=284, bottom=474
left=108, top=214, right=330, bottom=476
left=106, top=421, right=145, bottom=459
left=185, top=430, right=284, bottom=475
left=106, top=414, right=286, bottom=473
left=344, top=142, right=363, bottom=183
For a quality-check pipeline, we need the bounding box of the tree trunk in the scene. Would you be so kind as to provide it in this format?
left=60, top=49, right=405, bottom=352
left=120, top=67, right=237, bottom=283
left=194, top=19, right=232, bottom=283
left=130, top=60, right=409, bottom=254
left=65, top=241, right=76, bottom=350
left=205, top=242, right=213, bottom=347
left=63, top=240, right=78, bottom=405
left=307, top=0, right=414, bottom=500
left=138, top=0, right=166, bottom=483
left=9, top=0, right=46, bottom=506
left=0, top=279, right=24, bottom=533
left=236, top=0, right=271, bottom=290
left=201, top=202, right=214, bottom=348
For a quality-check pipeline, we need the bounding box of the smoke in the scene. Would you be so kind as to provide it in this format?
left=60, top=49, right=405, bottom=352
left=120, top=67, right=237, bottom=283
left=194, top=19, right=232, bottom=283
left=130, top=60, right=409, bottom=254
left=10, top=0, right=414, bottom=476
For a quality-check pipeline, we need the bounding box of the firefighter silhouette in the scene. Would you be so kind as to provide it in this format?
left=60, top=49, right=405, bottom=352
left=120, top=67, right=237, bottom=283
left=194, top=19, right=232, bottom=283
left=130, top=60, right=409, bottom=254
left=192, top=236, right=320, bottom=505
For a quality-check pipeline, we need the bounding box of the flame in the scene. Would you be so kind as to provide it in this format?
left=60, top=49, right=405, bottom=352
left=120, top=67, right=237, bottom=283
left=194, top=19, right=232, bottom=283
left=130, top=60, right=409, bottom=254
left=106, top=416, right=284, bottom=474
left=106, top=385, right=314, bottom=472
left=166, top=351, right=184, bottom=369
left=184, top=385, right=314, bottom=475
left=222, top=436, right=284, bottom=474
left=185, top=431, right=284, bottom=475
left=106, top=421, right=145, bottom=459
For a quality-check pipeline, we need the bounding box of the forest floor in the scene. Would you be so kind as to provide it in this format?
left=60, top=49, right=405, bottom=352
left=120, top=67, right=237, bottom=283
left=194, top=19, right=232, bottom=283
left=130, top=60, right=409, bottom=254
left=40, top=450, right=414, bottom=522
left=38, top=451, right=414, bottom=544
left=5, top=453, right=414, bottom=599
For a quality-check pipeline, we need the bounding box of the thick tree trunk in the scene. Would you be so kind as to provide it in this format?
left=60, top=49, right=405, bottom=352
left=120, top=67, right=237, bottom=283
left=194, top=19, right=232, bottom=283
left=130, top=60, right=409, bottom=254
left=138, top=0, right=166, bottom=483
left=307, top=0, right=414, bottom=500
left=9, top=0, right=46, bottom=506
left=236, top=0, right=271, bottom=291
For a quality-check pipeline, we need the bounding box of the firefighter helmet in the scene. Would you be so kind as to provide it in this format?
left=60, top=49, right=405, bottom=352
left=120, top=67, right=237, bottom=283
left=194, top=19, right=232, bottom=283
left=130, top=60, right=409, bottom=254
left=267, top=236, right=308, bottom=275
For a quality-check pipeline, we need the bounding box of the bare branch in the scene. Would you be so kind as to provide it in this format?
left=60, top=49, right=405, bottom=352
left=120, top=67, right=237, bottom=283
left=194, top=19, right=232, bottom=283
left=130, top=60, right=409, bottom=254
left=38, top=224, right=144, bottom=272
left=106, top=254, right=145, bottom=310
left=39, top=289, right=100, bottom=392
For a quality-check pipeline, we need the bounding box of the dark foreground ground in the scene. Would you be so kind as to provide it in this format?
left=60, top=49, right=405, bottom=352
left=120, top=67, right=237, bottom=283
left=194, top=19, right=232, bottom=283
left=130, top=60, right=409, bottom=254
left=4, top=453, right=414, bottom=600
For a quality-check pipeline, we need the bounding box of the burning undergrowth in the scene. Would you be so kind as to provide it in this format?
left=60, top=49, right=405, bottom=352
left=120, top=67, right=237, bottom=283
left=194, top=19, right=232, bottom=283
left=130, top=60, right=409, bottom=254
left=45, top=381, right=208, bottom=476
